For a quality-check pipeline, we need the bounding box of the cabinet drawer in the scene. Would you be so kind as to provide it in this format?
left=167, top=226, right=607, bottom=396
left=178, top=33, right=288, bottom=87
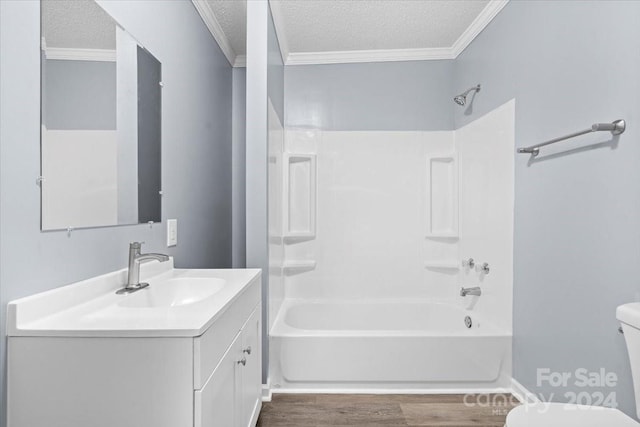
left=193, top=277, right=260, bottom=389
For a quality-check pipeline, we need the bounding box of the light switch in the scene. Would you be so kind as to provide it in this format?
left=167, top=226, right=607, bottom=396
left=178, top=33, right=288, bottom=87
left=167, top=219, right=178, bottom=247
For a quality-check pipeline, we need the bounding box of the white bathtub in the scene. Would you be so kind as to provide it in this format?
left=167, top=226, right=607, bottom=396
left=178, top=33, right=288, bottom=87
left=269, top=299, right=512, bottom=392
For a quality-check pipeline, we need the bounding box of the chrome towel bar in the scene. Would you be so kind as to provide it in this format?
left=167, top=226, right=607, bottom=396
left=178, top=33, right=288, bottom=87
left=517, top=119, right=626, bottom=157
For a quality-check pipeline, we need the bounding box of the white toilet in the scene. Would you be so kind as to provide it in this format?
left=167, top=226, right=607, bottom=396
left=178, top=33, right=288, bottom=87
left=506, top=302, right=640, bottom=426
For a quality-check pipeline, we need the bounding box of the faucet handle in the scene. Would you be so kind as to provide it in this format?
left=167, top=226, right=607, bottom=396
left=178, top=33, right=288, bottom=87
left=477, top=262, right=490, bottom=275
left=129, top=242, right=144, bottom=257
left=462, top=258, right=475, bottom=269
left=460, top=286, right=482, bottom=297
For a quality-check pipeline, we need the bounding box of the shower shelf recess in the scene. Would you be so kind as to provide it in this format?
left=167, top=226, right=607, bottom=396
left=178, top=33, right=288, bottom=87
left=283, top=153, right=316, bottom=240
left=425, top=233, right=459, bottom=240
left=426, top=154, right=458, bottom=238
left=282, top=260, right=316, bottom=275
left=424, top=261, right=460, bottom=271
left=283, top=235, right=315, bottom=244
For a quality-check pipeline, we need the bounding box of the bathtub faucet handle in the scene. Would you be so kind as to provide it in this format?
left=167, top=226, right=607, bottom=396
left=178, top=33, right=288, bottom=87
left=462, top=258, right=475, bottom=269
left=477, top=262, right=490, bottom=275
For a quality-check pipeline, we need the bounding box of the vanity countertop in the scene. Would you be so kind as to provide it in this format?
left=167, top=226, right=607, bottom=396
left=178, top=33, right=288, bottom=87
left=6, top=259, right=261, bottom=338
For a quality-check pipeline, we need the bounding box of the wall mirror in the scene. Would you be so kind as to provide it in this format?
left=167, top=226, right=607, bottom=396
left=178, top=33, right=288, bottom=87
left=40, top=0, right=162, bottom=230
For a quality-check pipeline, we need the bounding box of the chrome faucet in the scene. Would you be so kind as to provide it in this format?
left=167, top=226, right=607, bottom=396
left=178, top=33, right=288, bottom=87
left=460, top=286, right=482, bottom=297
left=116, top=242, right=170, bottom=294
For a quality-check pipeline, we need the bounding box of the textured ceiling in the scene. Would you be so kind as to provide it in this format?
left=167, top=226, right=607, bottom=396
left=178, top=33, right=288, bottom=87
left=206, top=0, right=247, bottom=57
left=274, top=0, right=490, bottom=53
left=42, top=0, right=116, bottom=50
left=195, top=0, right=506, bottom=66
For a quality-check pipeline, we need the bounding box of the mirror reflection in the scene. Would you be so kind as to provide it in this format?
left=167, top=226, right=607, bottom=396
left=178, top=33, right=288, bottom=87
left=41, top=0, right=162, bottom=230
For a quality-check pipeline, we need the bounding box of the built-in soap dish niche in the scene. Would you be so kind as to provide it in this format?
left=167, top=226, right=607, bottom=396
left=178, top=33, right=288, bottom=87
left=425, top=154, right=458, bottom=239
left=283, top=153, right=316, bottom=244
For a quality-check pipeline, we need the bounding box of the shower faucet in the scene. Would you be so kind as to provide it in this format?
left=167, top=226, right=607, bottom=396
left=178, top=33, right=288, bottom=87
left=460, top=286, right=482, bottom=297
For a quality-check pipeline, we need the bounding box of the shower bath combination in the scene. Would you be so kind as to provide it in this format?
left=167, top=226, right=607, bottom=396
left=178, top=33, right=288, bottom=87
left=454, top=84, right=481, bottom=106
left=268, top=100, right=516, bottom=392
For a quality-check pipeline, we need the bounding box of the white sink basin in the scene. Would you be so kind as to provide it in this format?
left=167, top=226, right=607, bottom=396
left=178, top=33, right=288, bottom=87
left=6, top=258, right=262, bottom=337
left=118, top=278, right=226, bottom=308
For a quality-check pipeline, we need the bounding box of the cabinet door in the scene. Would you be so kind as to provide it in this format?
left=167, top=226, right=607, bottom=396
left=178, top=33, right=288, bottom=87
left=195, top=332, right=241, bottom=427
left=239, top=307, right=262, bottom=427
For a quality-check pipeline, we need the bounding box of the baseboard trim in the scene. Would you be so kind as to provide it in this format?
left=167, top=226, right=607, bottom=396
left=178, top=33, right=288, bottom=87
left=270, top=387, right=513, bottom=395
left=249, top=400, right=262, bottom=426
left=510, top=377, right=539, bottom=404
left=262, top=379, right=537, bottom=404
left=262, top=381, right=273, bottom=402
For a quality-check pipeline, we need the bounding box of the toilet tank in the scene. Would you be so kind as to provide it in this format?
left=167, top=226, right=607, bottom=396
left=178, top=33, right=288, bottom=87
left=617, top=302, right=640, bottom=419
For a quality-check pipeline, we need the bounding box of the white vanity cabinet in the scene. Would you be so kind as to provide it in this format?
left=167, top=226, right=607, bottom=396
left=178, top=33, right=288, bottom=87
left=196, top=307, right=262, bottom=427
left=7, top=265, right=262, bottom=427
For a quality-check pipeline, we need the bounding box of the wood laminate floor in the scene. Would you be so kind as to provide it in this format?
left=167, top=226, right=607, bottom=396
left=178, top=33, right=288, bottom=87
left=257, top=394, right=519, bottom=427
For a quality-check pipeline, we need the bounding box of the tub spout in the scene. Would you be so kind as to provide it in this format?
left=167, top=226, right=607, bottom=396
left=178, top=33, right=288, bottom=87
left=460, top=286, right=481, bottom=297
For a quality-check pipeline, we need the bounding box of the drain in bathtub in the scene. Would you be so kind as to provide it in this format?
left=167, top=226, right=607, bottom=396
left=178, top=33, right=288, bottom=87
left=464, top=316, right=473, bottom=328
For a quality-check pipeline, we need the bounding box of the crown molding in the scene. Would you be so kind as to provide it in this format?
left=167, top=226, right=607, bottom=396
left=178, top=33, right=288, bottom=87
left=268, top=0, right=290, bottom=64
left=286, top=47, right=455, bottom=66
left=234, top=55, right=247, bottom=68
left=44, top=47, right=116, bottom=62
left=192, top=0, right=239, bottom=67
left=275, top=0, right=509, bottom=66
left=450, top=0, right=509, bottom=57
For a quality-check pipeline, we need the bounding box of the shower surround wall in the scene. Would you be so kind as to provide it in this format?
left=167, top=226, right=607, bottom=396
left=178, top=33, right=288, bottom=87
left=458, top=100, right=515, bottom=333
left=268, top=99, right=285, bottom=333
left=285, top=130, right=456, bottom=300
left=270, top=83, right=514, bottom=389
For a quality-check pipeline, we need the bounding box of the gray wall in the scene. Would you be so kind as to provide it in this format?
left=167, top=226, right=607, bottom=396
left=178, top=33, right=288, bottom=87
left=454, top=0, right=640, bottom=418
left=233, top=67, right=247, bottom=268
left=44, top=59, right=116, bottom=130
left=285, top=60, right=454, bottom=131
left=0, top=1, right=233, bottom=424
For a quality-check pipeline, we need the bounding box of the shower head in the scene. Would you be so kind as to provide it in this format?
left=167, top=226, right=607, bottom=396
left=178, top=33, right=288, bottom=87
left=453, top=84, right=481, bottom=106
